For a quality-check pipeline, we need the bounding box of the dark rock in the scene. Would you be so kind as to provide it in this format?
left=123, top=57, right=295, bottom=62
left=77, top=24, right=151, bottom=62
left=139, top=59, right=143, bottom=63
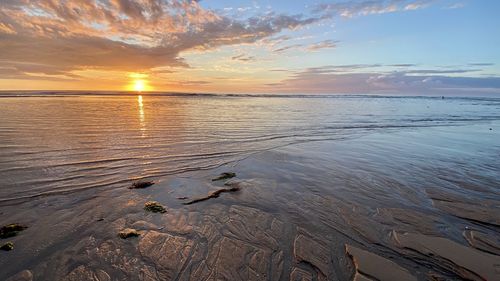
left=129, top=181, right=155, bottom=189
left=0, top=223, right=28, bottom=239
left=211, top=172, right=236, bottom=181
left=1, top=242, right=14, bottom=251
left=118, top=228, right=140, bottom=239
left=176, top=196, right=188, bottom=200
left=144, top=201, right=167, bottom=213
left=183, top=186, right=241, bottom=205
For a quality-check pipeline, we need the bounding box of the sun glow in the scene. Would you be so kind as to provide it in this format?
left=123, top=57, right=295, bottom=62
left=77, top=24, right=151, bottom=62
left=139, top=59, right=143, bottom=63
left=133, top=80, right=146, bottom=92
left=127, top=73, right=152, bottom=92
left=128, top=78, right=152, bottom=92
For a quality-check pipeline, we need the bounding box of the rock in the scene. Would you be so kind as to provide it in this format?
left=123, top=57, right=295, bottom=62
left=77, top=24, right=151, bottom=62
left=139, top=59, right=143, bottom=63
left=392, top=231, right=500, bottom=281
left=0, top=223, right=28, bottom=239
left=211, top=172, right=236, bottom=181
left=182, top=186, right=241, bottom=205
left=6, top=270, right=33, bottom=281
left=345, top=244, right=417, bottom=281
left=129, top=180, right=155, bottom=189
left=144, top=201, right=167, bottom=213
left=118, top=228, right=140, bottom=239
left=1, top=241, right=14, bottom=251
left=176, top=196, right=188, bottom=200
left=293, top=233, right=332, bottom=280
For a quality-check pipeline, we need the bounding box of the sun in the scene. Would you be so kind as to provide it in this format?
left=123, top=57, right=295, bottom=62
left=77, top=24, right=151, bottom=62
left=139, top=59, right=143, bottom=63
left=127, top=73, right=152, bottom=92
left=133, top=79, right=146, bottom=92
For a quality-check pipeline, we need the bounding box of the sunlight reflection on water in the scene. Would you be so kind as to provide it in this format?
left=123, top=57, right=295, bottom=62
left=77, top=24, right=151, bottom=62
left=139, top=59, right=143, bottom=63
left=138, top=95, right=146, bottom=136
left=0, top=94, right=499, bottom=200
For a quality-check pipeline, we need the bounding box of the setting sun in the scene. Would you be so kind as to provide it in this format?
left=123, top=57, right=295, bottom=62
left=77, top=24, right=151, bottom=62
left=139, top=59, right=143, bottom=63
left=127, top=74, right=152, bottom=92
left=133, top=80, right=146, bottom=92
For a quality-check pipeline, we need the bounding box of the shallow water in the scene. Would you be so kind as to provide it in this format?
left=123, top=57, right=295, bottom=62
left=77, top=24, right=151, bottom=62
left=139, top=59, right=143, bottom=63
left=1, top=94, right=499, bottom=201
left=0, top=94, right=499, bottom=280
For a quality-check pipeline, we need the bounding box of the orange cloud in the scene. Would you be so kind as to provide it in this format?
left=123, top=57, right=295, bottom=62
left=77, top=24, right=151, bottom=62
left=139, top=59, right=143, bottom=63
left=0, top=0, right=322, bottom=83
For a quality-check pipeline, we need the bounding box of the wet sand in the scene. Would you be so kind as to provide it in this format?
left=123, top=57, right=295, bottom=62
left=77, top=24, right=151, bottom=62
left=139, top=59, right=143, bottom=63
left=1, top=121, right=499, bottom=281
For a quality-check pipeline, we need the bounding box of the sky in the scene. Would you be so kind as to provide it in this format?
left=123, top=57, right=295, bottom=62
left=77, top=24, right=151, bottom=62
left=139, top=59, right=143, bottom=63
left=0, top=0, right=499, bottom=95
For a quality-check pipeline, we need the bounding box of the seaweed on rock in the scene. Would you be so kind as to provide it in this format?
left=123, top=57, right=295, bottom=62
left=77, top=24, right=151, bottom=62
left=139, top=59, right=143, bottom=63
left=144, top=201, right=167, bottom=213
left=211, top=172, right=236, bottom=181
left=0, top=224, right=28, bottom=239
left=183, top=186, right=240, bottom=205
left=129, top=181, right=155, bottom=189
left=0, top=242, right=14, bottom=251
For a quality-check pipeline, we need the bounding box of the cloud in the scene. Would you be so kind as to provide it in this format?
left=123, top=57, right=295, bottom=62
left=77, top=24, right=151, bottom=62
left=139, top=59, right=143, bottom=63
left=265, top=64, right=500, bottom=94
left=446, top=2, right=465, bottom=9
left=231, top=54, right=256, bottom=62
left=273, top=44, right=304, bottom=53
left=0, top=0, right=323, bottom=80
left=259, top=35, right=292, bottom=47
left=161, top=80, right=211, bottom=87
left=468, top=63, right=494, bottom=66
left=403, top=69, right=480, bottom=74
left=0, top=22, right=15, bottom=34
left=0, top=65, right=79, bottom=82
left=313, top=0, right=435, bottom=18
left=307, top=40, right=338, bottom=51
left=298, top=64, right=382, bottom=74
left=0, top=33, right=186, bottom=71
left=271, top=39, right=339, bottom=53
left=270, top=69, right=292, bottom=72
left=390, top=64, right=418, bottom=67
left=368, top=72, right=500, bottom=91
left=404, top=1, right=432, bottom=11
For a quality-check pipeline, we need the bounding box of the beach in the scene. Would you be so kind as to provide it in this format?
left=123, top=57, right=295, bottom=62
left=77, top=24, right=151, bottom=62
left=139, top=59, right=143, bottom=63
left=0, top=94, right=499, bottom=280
